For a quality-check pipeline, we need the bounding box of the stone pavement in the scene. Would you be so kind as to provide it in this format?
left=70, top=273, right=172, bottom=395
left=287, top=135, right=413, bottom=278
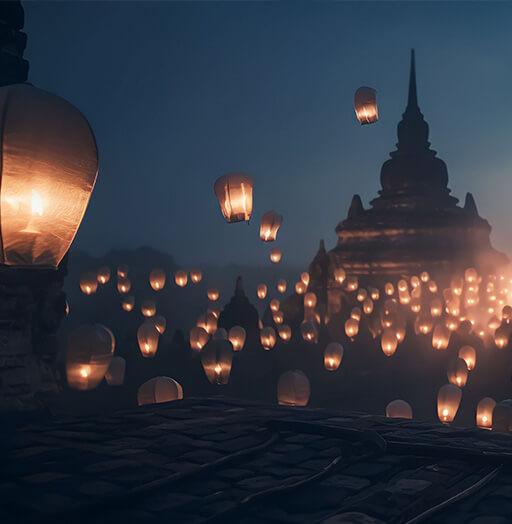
left=2, top=397, right=512, bottom=523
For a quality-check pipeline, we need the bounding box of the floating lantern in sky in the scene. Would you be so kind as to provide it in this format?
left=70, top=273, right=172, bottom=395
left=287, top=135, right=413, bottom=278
left=386, top=400, right=412, bottom=419
left=430, top=298, right=442, bottom=317
left=278, top=370, right=310, bottom=406
left=381, top=328, right=398, bottom=357
left=432, top=324, right=450, bottom=350
left=137, top=377, right=183, bottom=407
left=149, top=269, right=166, bottom=291
left=301, top=272, right=310, bottom=287
left=346, top=276, right=358, bottom=292
left=458, top=345, right=476, bottom=370
left=257, top=283, right=267, bottom=299
left=117, top=277, right=131, bottom=294
left=278, top=324, right=292, bottom=341
left=357, top=288, right=367, bottom=302
left=334, top=268, right=346, bottom=285
left=260, top=211, right=283, bottom=241
left=270, top=299, right=280, bottom=312
left=385, top=282, right=394, bottom=296
left=190, top=269, right=202, bottom=283
left=175, top=270, right=188, bottom=287
left=122, top=295, right=135, bottom=312
left=0, top=84, right=98, bottom=267
left=447, top=357, right=468, bottom=387
left=137, top=321, right=160, bottom=357
left=277, top=279, right=287, bottom=294
left=228, top=326, right=246, bottom=352
left=324, top=342, right=344, bottom=371
left=488, top=315, right=501, bottom=330
left=117, top=264, right=128, bottom=278
left=295, top=281, right=306, bottom=295
left=208, top=304, right=221, bottom=319
left=351, top=307, right=362, bottom=321
left=363, top=298, right=374, bottom=315
left=97, top=266, right=110, bottom=284
left=410, top=276, right=421, bottom=288
left=201, top=339, right=233, bottom=384
left=105, top=356, right=126, bottom=386
left=420, top=271, right=429, bottom=283
left=450, top=276, right=463, bottom=297
left=301, top=320, right=318, bottom=343
left=437, top=384, right=462, bottom=423
left=354, top=86, right=378, bottom=125
left=494, top=325, right=509, bottom=348
left=270, top=247, right=282, bottom=264
left=141, top=300, right=156, bottom=318
left=428, top=280, right=438, bottom=293
left=260, top=326, right=277, bottom=350
left=190, top=326, right=210, bottom=352
left=273, top=310, right=284, bottom=325
left=345, top=318, right=359, bottom=338
left=465, top=267, right=478, bottom=283
left=304, top=292, right=317, bottom=309
left=80, top=272, right=98, bottom=295
left=369, top=287, right=379, bottom=301
left=476, top=397, right=496, bottom=429
left=214, top=173, right=254, bottom=223
left=66, top=324, right=114, bottom=391
left=152, top=315, right=167, bottom=335
left=207, top=288, right=220, bottom=301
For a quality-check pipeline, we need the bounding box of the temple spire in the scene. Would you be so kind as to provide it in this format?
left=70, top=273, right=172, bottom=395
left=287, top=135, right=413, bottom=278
left=407, top=49, right=418, bottom=110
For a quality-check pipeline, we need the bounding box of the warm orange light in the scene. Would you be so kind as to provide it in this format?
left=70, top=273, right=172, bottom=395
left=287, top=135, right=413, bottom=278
left=117, top=277, right=131, bottom=294
left=385, top=282, right=394, bottom=296
left=432, top=324, right=450, bottom=350
left=437, top=384, right=462, bottom=423
left=273, top=310, right=284, bottom=325
left=334, top=268, right=346, bottom=284
left=345, top=276, right=358, bottom=292
left=260, top=210, right=283, bottom=241
left=190, top=268, right=203, bottom=283
left=175, top=270, right=188, bottom=287
left=295, top=281, right=306, bottom=295
left=270, top=247, right=282, bottom=263
left=214, top=173, right=253, bottom=223
left=97, top=266, right=110, bottom=284
left=357, top=288, right=367, bottom=302
left=354, top=86, right=378, bottom=125
left=304, top=292, right=317, bottom=309
left=190, top=326, right=210, bottom=351
left=381, top=328, right=398, bottom=357
left=301, top=272, right=310, bottom=287
left=363, top=298, right=374, bottom=315
left=260, top=326, right=277, bottom=350
left=345, top=318, right=359, bottom=338
left=277, top=279, right=287, bottom=294
left=80, top=272, right=98, bottom=295
left=141, top=300, right=156, bottom=318
left=270, top=299, right=280, bottom=312
left=149, top=269, right=166, bottom=291
left=476, top=397, right=496, bottom=429
left=278, top=324, right=292, bottom=341
left=447, top=357, right=468, bottom=387
left=324, top=342, right=344, bottom=371
left=277, top=369, right=310, bottom=406
left=228, top=326, right=246, bottom=352
left=137, top=377, right=183, bottom=406
left=257, top=283, right=268, bottom=299
left=201, top=339, right=233, bottom=384
left=300, top=320, right=318, bottom=343
left=207, top=288, right=220, bottom=301
left=122, top=295, right=135, bottom=312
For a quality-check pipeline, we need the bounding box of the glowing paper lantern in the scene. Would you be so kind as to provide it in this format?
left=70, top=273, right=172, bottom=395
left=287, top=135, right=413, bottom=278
left=260, top=211, right=283, bottom=241
left=214, top=173, right=253, bottom=223
left=476, top=397, right=496, bottom=429
left=137, top=321, right=160, bottom=357
left=270, top=247, right=282, bottom=263
left=385, top=282, right=394, bottom=296
left=386, top=400, right=412, bottom=419
left=495, top=325, right=510, bottom=348
left=228, top=326, right=246, bottom=351
left=277, top=279, right=287, bottom=294
left=65, top=324, right=114, bottom=391
left=334, top=268, right=346, bottom=284
left=351, top=307, right=362, bottom=321
left=175, top=270, right=188, bottom=287
left=105, top=356, right=126, bottom=386
left=80, top=272, right=98, bottom=295
left=420, top=271, right=429, bottom=283
left=270, top=299, right=280, bottom=312
left=357, top=288, right=367, bottom=302
left=204, top=312, right=218, bottom=335
left=324, top=342, right=344, bottom=371
left=381, top=328, right=398, bottom=357
left=369, top=287, right=380, bottom=301
left=0, top=85, right=98, bottom=267
left=465, top=267, right=478, bottom=283
left=428, top=281, right=438, bottom=293
left=300, top=320, right=318, bottom=343
left=190, top=269, right=202, bottom=283
left=152, top=315, right=167, bottom=335
left=141, top=300, right=156, bottom=318
left=295, top=281, right=306, bottom=295
left=363, top=298, right=374, bottom=315
left=304, top=292, right=317, bottom=309
left=201, top=339, right=233, bottom=384
left=354, top=86, right=378, bottom=125
left=437, top=384, right=462, bottom=423
left=260, top=326, right=277, bottom=350
left=207, top=304, right=221, bottom=319
left=207, top=288, right=220, bottom=301
left=190, top=326, right=210, bottom=352
left=117, top=264, right=128, bottom=278
left=447, top=357, right=468, bottom=387
left=451, top=276, right=463, bottom=297
left=346, top=276, right=358, bottom=292
left=149, top=269, right=166, bottom=291
left=97, top=266, right=110, bottom=284
left=277, top=370, right=310, bottom=406
left=410, top=297, right=421, bottom=313
left=410, top=276, right=420, bottom=288
left=257, top=284, right=268, bottom=299
left=432, top=324, right=450, bottom=350
left=117, top=277, right=131, bottom=294
left=458, top=345, right=476, bottom=371
left=345, top=318, right=359, bottom=338
left=301, top=272, right=310, bottom=287
left=137, top=377, right=183, bottom=406
left=273, top=310, right=284, bottom=325
left=122, top=295, right=135, bottom=312
left=278, top=324, right=292, bottom=341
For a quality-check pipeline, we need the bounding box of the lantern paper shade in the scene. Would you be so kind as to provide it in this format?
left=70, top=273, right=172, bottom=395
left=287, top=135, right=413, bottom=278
left=476, top=397, right=496, bottom=429
left=0, top=84, right=98, bottom=267
left=97, top=266, right=110, bottom=284
left=278, top=324, right=291, bottom=341
left=214, top=173, right=253, bottom=223
left=386, top=400, right=412, bottom=419
left=117, top=264, right=128, bottom=277
left=80, top=272, right=98, bottom=295
left=447, top=357, right=468, bottom=387
left=105, top=356, right=126, bottom=386
left=175, top=270, right=188, bottom=287
left=190, top=326, right=210, bottom=352
left=260, top=327, right=277, bottom=350
left=137, top=377, right=183, bottom=406
left=381, top=328, right=398, bottom=357
left=432, top=324, right=450, bottom=350
left=277, top=370, right=310, bottom=407
left=257, top=283, right=267, bottom=299
left=354, top=86, right=378, bottom=125
left=141, top=300, right=156, bottom=318
left=301, top=272, right=310, bottom=286
left=324, top=342, right=344, bottom=371
left=122, top=295, right=135, bottom=312
left=260, top=210, right=283, bottom=242
left=300, top=321, right=318, bottom=343
left=66, top=324, right=114, bottom=391
left=458, top=345, right=476, bottom=371
left=201, top=339, right=233, bottom=385
left=137, top=321, right=160, bottom=357
left=345, top=318, right=359, bottom=338
left=304, top=292, right=317, bottom=309
left=207, top=288, right=220, bottom=301
left=117, top=277, right=131, bottom=294
left=190, top=269, right=202, bottom=283
left=270, top=247, right=282, bottom=264
left=295, top=282, right=306, bottom=295
left=228, top=326, right=246, bottom=352
left=213, top=328, right=228, bottom=340
left=152, top=315, right=167, bottom=335
left=494, top=325, right=509, bottom=348
left=273, top=311, right=284, bottom=325
left=149, top=269, right=166, bottom=290
left=437, top=384, right=462, bottom=423
left=270, top=299, right=280, bottom=312
left=334, top=268, right=346, bottom=284
left=277, top=279, right=287, bottom=294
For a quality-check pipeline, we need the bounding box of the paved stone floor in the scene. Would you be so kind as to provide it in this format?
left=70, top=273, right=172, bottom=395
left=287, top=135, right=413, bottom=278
left=2, top=397, right=512, bottom=523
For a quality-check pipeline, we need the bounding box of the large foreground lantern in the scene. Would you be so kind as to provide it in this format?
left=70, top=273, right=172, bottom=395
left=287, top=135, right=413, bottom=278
left=447, top=357, right=468, bottom=387
left=277, top=370, right=310, bottom=407
left=137, top=377, right=183, bottom=406
left=458, top=345, right=476, bottom=371
left=260, top=210, right=283, bottom=241
left=0, top=84, right=98, bottom=267
left=149, top=269, right=166, bottom=291
left=476, top=397, right=496, bottom=429
left=354, top=86, right=378, bottom=125
left=324, top=342, right=344, bottom=371
left=386, top=400, right=413, bottom=419
left=201, top=339, right=233, bottom=385
left=214, top=173, right=253, bottom=223
left=437, top=384, right=462, bottom=423
left=80, top=272, right=98, bottom=295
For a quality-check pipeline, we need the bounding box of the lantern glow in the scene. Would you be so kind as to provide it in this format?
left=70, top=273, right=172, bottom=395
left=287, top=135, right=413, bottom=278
left=214, top=173, right=254, bottom=223
left=354, top=86, right=378, bottom=125
left=260, top=211, right=283, bottom=241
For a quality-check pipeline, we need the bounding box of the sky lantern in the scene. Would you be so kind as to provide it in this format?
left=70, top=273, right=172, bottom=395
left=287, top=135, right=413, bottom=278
left=300, top=320, right=318, bottom=343
left=207, top=288, right=220, bottom=301
left=175, top=270, right=188, bottom=287
left=65, top=324, right=114, bottom=391
left=345, top=318, right=359, bottom=338
left=458, top=346, right=476, bottom=372
left=465, top=267, right=478, bottom=283
left=97, top=266, right=110, bottom=284
left=270, top=247, right=282, bottom=263
left=105, top=356, right=126, bottom=386
left=277, top=279, right=287, bottom=294
left=301, top=272, right=310, bottom=287
left=80, top=272, right=98, bottom=295
left=152, top=315, right=166, bottom=335
left=410, top=297, right=421, bottom=313
left=117, top=264, right=128, bottom=278
left=488, top=315, right=501, bottom=330
left=363, top=298, right=374, bottom=315
left=141, top=300, right=156, bottom=318
left=432, top=324, right=450, bottom=350
left=203, top=312, right=218, bottom=335
left=410, top=276, right=421, bottom=288
left=430, top=298, right=442, bottom=317
left=228, top=326, right=246, bottom=352
left=122, top=295, right=135, bottom=312
left=356, top=288, right=368, bottom=302
left=214, top=173, right=253, bottom=223
left=398, top=289, right=411, bottom=305
left=137, top=377, right=183, bottom=407
left=277, top=370, right=310, bottom=406
left=494, top=325, right=509, bottom=348
left=369, top=287, right=380, bottom=301
left=385, top=282, right=394, bottom=296
left=0, top=85, right=98, bottom=267
left=411, top=286, right=421, bottom=299
left=445, top=316, right=459, bottom=332
left=476, top=397, right=496, bottom=429
left=324, top=342, right=344, bottom=371
left=450, top=276, right=463, bottom=297
left=189, top=326, right=210, bottom=352
left=149, top=269, right=166, bottom=291
left=502, top=305, right=512, bottom=323
left=295, top=281, right=306, bottom=295
left=428, top=280, right=438, bottom=293
left=351, top=307, right=362, bottom=321
left=420, top=271, right=429, bottom=283
left=381, top=328, right=398, bottom=357
left=208, top=304, right=221, bottom=319
left=278, top=324, right=292, bottom=341
left=334, top=268, right=346, bottom=284
left=354, top=86, right=378, bottom=125
left=260, top=211, right=283, bottom=241
left=257, top=283, right=268, bottom=299
left=201, top=339, right=233, bottom=384
left=437, top=384, right=462, bottom=423
left=304, top=292, right=317, bottom=309
left=397, top=279, right=408, bottom=293
left=260, top=326, right=277, bottom=350
left=273, top=310, right=284, bottom=325
left=447, top=357, right=468, bottom=387
left=346, top=276, right=358, bottom=292
left=137, top=321, right=160, bottom=357
left=394, top=318, right=406, bottom=342
left=117, top=277, right=131, bottom=294
left=386, top=400, right=413, bottom=419
left=190, top=269, right=202, bottom=283
left=270, top=299, right=280, bottom=312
